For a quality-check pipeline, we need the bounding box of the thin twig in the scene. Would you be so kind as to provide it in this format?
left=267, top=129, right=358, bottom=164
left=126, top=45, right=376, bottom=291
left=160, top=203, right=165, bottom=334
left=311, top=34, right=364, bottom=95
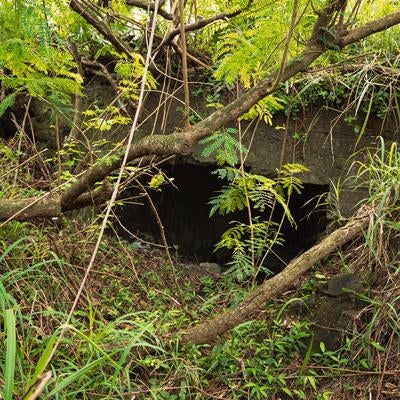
left=136, top=180, right=183, bottom=300
left=178, top=0, right=190, bottom=128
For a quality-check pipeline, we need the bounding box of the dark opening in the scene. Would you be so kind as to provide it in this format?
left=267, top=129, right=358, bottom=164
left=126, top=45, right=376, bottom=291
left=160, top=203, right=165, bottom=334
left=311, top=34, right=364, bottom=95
left=117, top=163, right=329, bottom=272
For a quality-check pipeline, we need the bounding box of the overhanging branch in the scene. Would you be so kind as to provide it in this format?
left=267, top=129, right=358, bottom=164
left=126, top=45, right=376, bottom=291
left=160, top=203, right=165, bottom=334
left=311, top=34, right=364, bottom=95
left=126, top=0, right=172, bottom=20
left=339, top=11, right=400, bottom=47
left=162, top=9, right=244, bottom=45
left=69, top=0, right=133, bottom=56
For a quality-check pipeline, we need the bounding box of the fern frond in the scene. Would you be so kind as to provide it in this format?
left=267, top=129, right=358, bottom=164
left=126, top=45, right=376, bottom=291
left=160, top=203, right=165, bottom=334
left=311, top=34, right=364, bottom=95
left=209, top=186, right=248, bottom=216
left=199, top=128, right=247, bottom=166
left=277, top=163, right=310, bottom=196
left=212, top=167, right=240, bottom=182
left=240, top=96, right=285, bottom=125
left=248, top=188, right=275, bottom=211
left=279, top=163, right=310, bottom=175
left=215, top=222, right=246, bottom=251
left=226, top=248, right=254, bottom=282
left=0, top=93, right=17, bottom=118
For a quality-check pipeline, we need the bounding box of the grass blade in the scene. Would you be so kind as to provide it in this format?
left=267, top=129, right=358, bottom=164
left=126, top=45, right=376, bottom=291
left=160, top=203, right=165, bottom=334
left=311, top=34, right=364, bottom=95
left=0, top=237, right=27, bottom=263
left=4, top=309, right=17, bottom=400
left=47, top=354, right=112, bottom=397
left=26, top=331, right=59, bottom=391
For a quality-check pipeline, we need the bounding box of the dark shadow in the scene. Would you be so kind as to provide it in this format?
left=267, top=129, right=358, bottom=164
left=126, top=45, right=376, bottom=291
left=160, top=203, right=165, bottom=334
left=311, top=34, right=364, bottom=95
left=116, top=163, right=329, bottom=273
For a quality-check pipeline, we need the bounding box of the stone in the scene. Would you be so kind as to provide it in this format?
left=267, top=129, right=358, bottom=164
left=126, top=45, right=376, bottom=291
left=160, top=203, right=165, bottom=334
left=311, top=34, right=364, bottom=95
left=319, top=272, right=362, bottom=297
left=199, top=262, right=222, bottom=275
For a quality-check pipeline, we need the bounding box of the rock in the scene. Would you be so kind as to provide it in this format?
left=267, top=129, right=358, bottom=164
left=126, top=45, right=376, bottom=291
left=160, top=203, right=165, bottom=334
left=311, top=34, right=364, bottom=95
left=319, top=272, right=361, bottom=297
left=284, top=272, right=366, bottom=352
left=199, top=262, right=222, bottom=275
left=180, top=262, right=222, bottom=278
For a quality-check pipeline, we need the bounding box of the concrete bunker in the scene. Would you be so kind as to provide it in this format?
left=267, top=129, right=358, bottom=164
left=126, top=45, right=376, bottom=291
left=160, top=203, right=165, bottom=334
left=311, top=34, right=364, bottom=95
left=117, top=162, right=329, bottom=272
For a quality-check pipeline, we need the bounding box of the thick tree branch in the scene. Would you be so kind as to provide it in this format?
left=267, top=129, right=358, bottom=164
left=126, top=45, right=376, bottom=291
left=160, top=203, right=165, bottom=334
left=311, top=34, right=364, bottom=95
left=60, top=134, right=191, bottom=208
left=338, top=10, right=400, bottom=47
left=0, top=183, right=113, bottom=221
left=64, top=181, right=114, bottom=211
left=126, top=0, right=172, bottom=20
left=69, top=0, right=133, bottom=55
left=0, top=196, right=61, bottom=221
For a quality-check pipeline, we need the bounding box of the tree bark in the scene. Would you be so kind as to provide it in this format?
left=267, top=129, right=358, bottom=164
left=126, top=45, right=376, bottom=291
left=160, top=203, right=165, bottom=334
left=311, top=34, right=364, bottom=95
left=0, top=183, right=113, bottom=221
left=181, top=206, right=372, bottom=344
left=0, top=196, right=61, bottom=221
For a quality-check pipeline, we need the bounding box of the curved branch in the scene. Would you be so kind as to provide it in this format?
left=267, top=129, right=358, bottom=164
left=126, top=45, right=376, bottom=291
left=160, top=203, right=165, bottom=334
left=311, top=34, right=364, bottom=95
left=69, top=0, right=133, bottom=56
left=162, top=8, right=244, bottom=45
left=126, top=0, right=173, bottom=20
left=64, top=181, right=114, bottom=211
left=338, top=10, right=400, bottom=47
left=60, top=133, right=192, bottom=208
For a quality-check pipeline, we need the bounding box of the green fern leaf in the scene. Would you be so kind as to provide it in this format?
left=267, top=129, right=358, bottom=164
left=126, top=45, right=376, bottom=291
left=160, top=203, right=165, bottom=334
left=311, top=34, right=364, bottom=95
left=0, top=93, right=17, bottom=118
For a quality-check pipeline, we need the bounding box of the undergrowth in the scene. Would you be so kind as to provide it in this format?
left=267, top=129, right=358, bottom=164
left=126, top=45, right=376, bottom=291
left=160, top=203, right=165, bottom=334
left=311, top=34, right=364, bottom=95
left=0, top=139, right=400, bottom=399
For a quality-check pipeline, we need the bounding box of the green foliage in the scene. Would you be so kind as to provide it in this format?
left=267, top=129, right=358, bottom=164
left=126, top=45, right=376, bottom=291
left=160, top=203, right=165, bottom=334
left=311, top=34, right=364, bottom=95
left=0, top=233, right=165, bottom=399
left=211, top=0, right=317, bottom=87
left=210, top=163, right=308, bottom=281
left=83, top=105, right=132, bottom=132
left=199, top=127, right=247, bottom=166
left=216, top=219, right=283, bottom=281
left=115, top=53, right=158, bottom=100
left=0, top=93, right=17, bottom=118
left=240, top=95, right=285, bottom=125
left=0, top=0, right=82, bottom=105
left=210, top=164, right=308, bottom=219
left=0, top=139, right=18, bottom=162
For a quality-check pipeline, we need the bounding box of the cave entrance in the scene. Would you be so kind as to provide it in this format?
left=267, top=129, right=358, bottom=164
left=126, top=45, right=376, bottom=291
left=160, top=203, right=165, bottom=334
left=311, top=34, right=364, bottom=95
left=117, top=163, right=329, bottom=271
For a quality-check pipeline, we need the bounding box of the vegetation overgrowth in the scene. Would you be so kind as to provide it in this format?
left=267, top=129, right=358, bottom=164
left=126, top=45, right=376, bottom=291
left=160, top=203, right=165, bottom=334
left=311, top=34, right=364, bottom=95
left=1, top=0, right=400, bottom=398
left=1, top=138, right=400, bottom=398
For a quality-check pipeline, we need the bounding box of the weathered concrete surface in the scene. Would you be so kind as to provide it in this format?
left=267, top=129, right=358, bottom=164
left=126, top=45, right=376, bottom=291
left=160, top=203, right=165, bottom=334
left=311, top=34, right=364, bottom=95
left=186, top=105, right=395, bottom=216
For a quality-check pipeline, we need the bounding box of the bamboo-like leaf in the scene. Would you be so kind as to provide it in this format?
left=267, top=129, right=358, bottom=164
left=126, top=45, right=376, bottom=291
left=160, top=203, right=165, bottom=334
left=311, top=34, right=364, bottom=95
left=4, top=309, right=17, bottom=400
left=26, top=331, right=58, bottom=392
left=355, top=87, right=374, bottom=149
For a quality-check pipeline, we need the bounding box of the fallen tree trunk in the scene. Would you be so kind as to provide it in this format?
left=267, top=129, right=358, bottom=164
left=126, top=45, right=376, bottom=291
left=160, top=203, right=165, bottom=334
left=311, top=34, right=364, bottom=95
left=182, top=206, right=372, bottom=345
left=0, top=196, right=61, bottom=221
left=0, top=182, right=113, bottom=221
